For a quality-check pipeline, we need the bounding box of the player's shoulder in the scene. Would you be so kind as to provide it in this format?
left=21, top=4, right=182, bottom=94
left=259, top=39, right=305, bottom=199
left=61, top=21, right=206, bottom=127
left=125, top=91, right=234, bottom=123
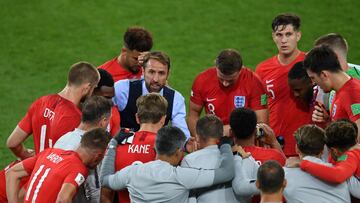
left=98, top=57, right=117, bottom=70
left=194, top=67, right=217, bottom=82
left=256, top=55, right=277, bottom=70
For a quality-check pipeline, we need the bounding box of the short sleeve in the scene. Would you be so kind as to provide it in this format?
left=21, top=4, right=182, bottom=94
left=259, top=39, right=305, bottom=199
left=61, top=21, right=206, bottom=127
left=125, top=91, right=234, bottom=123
left=22, top=154, right=40, bottom=174
left=18, top=100, right=39, bottom=134
left=190, top=74, right=204, bottom=106
left=249, top=74, right=267, bottom=110
left=64, top=166, right=89, bottom=187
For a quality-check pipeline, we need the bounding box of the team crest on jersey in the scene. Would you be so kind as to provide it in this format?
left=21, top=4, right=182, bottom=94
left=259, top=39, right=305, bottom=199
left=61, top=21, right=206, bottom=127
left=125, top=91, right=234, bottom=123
left=75, top=173, right=85, bottom=186
left=234, top=96, right=246, bottom=108
left=332, top=104, right=337, bottom=118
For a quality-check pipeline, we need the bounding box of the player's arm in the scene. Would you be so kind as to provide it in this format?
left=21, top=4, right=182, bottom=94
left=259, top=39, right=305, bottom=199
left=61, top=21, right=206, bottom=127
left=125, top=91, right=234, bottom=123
left=5, top=162, right=29, bottom=203
left=356, top=119, right=360, bottom=139
left=300, top=152, right=358, bottom=183
left=6, top=126, right=34, bottom=160
left=55, top=183, right=77, bottom=203
left=347, top=176, right=360, bottom=199
left=100, top=187, right=115, bottom=203
left=187, top=101, right=203, bottom=137
left=232, top=156, right=260, bottom=196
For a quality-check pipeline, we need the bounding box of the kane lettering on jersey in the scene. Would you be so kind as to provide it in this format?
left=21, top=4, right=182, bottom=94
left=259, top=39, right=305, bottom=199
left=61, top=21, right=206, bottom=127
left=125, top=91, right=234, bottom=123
left=191, top=67, right=267, bottom=124
left=255, top=52, right=312, bottom=156
left=330, top=78, right=360, bottom=122
left=114, top=131, right=157, bottom=203
left=18, top=94, right=81, bottom=154
left=22, top=148, right=88, bottom=203
left=99, top=58, right=142, bottom=82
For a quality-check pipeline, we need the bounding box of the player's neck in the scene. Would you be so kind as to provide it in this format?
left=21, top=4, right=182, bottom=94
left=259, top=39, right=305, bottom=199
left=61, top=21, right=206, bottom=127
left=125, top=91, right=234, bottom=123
left=75, top=147, right=90, bottom=165
left=235, top=136, right=255, bottom=147
left=331, top=71, right=351, bottom=92
left=156, top=154, right=179, bottom=166
left=138, top=123, right=163, bottom=134
left=277, top=49, right=300, bottom=66
left=58, top=86, right=82, bottom=106
left=117, top=54, right=131, bottom=72
left=198, top=138, right=218, bottom=149
left=78, top=122, right=100, bottom=132
left=260, top=192, right=283, bottom=203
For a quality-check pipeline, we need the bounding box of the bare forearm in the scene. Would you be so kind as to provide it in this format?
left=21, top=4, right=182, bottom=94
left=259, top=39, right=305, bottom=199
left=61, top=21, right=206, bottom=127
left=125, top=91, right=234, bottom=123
left=6, top=174, right=21, bottom=203
left=187, top=115, right=199, bottom=137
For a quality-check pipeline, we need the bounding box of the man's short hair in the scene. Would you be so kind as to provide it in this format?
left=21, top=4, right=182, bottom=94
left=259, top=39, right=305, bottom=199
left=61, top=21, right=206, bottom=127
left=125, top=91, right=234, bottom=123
left=215, top=49, right=243, bottom=75
left=196, top=115, right=223, bottom=141
left=325, top=120, right=357, bottom=151
left=155, top=126, right=186, bottom=156
left=294, top=125, right=325, bottom=156
left=288, top=61, right=310, bottom=81
left=257, top=160, right=285, bottom=194
left=303, top=46, right=342, bottom=74
left=124, top=27, right=153, bottom=52
left=136, top=93, right=168, bottom=124
left=68, top=61, right=100, bottom=87
left=143, top=51, right=171, bottom=71
left=230, top=108, right=257, bottom=139
left=80, top=128, right=111, bottom=151
left=314, top=33, right=348, bottom=55
left=81, top=96, right=112, bottom=125
left=272, top=13, right=301, bottom=32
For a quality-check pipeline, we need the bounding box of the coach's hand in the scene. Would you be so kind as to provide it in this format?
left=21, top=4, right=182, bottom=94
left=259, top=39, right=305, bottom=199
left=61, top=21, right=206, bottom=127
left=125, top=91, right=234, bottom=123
left=114, top=128, right=134, bottom=144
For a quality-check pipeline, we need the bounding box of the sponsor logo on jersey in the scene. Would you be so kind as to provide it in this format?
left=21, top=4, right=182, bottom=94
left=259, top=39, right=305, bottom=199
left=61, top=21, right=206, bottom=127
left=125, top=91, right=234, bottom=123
left=265, top=79, right=274, bottom=84
left=75, top=173, right=85, bottom=186
left=351, top=103, right=360, bottom=115
left=206, top=98, right=216, bottom=102
left=337, top=154, right=348, bottom=162
left=234, top=96, right=246, bottom=108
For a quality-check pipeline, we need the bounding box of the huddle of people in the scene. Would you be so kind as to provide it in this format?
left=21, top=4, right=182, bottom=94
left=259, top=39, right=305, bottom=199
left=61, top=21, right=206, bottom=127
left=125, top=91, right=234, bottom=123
left=2, top=12, right=360, bottom=203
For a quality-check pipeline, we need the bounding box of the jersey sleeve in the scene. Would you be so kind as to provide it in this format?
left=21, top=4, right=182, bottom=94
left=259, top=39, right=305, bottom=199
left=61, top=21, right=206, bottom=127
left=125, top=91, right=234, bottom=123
left=348, top=103, right=360, bottom=122
left=22, top=154, right=40, bottom=174
left=190, top=74, right=204, bottom=106
left=109, top=106, right=121, bottom=136
left=249, top=74, right=267, bottom=110
left=18, top=99, right=39, bottom=134
left=64, top=166, right=89, bottom=188
left=300, top=151, right=359, bottom=183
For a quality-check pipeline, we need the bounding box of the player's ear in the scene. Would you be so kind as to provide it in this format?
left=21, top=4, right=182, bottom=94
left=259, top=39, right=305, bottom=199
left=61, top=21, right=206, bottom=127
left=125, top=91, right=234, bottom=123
left=255, top=180, right=260, bottom=189
left=135, top=113, right=141, bottom=124
left=296, top=31, right=301, bottom=42
left=160, top=115, right=166, bottom=126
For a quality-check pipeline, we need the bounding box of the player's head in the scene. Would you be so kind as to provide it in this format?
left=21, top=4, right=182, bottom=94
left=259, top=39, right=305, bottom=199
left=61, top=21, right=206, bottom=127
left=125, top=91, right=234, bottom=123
left=81, top=96, right=112, bottom=129
left=303, top=46, right=342, bottom=93
left=136, top=93, right=168, bottom=125
left=288, top=61, right=314, bottom=104
left=215, top=49, right=243, bottom=88
left=79, top=128, right=111, bottom=169
left=314, top=33, right=348, bottom=64
left=142, top=51, right=170, bottom=93
left=294, top=125, right=325, bottom=157
left=155, top=126, right=186, bottom=165
left=196, top=115, right=223, bottom=142
left=325, top=120, right=357, bottom=160
left=256, top=160, right=286, bottom=195
left=271, top=13, right=301, bottom=56
left=93, top=69, right=114, bottom=99
left=67, top=61, right=100, bottom=101
left=121, top=27, right=153, bottom=74
left=230, top=108, right=257, bottom=140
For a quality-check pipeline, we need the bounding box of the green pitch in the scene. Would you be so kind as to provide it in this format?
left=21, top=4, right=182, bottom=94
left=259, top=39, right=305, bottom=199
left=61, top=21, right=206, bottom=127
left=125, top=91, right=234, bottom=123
left=1, top=0, right=359, bottom=168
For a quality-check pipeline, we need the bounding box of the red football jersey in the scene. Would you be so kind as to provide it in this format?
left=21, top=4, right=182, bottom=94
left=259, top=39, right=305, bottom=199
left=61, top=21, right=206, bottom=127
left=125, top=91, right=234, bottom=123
left=109, top=106, right=121, bottom=136
left=0, top=161, right=29, bottom=203
left=243, top=146, right=286, bottom=166
left=18, top=94, right=81, bottom=154
left=99, top=58, right=142, bottom=82
left=301, top=149, right=360, bottom=184
left=114, top=131, right=157, bottom=203
left=22, top=148, right=88, bottom=203
left=191, top=67, right=267, bottom=124
left=331, top=78, right=360, bottom=122
left=256, top=52, right=312, bottom=156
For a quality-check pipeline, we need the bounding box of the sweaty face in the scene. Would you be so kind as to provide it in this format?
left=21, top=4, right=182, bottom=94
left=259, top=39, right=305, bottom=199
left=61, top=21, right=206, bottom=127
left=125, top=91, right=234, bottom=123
left=288, top=78, right=314, bottom=104
left=124, top=49, right=141, bottom=73
left=144, top=59, right=169, bottom=93
left=306, top=70, right=332, bottom=93
left=216, top=68, right=240, bottom=88
left=272, top=25, right=301, bottom=56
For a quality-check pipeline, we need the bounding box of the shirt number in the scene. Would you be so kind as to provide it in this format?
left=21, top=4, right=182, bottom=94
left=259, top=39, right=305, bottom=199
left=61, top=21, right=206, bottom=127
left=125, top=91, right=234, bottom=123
left=266, top=84, right=275, bottom=99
